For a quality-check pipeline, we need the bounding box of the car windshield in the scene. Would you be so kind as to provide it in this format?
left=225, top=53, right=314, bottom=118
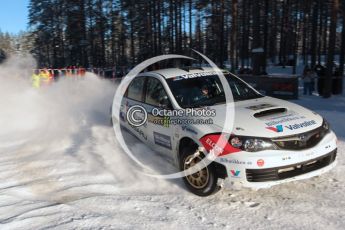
left=166, top=72, right=263, bottom=108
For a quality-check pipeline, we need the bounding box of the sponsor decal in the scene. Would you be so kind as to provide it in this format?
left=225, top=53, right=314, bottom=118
left=181, top=125, right=198, bottom=135
left=285, top=120, right=316, bottom=130
left=220, top=158, right=252, bottom=165
left=230, top=170, right=240, bottom=177
left=173, top=71, right=218, bottom=81
left=220, top=158, right=245, bottom=165
left=263, top=112, right=297, bottom=121
left=153, top=132, right=172, bottom=149
left=264, top=114, right=306, bottom=126
left=266, top=125, right=283, bottom=132
left=257, top=159, right=265, bottom=167
left=199, top=134, right=241, bottom=156
left=246, top=104, right=276, bottom=111
left=266, top=120, right=317, bottom=132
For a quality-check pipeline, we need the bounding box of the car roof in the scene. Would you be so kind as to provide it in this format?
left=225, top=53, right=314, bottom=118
left=141, top=67, right=228, bottom=79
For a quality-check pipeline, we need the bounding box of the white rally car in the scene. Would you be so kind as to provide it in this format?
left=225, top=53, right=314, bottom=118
left=116, top=67, right=337, bottom=196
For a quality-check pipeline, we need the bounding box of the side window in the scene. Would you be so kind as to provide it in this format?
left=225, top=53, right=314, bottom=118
left=145, top=77, right=172, bottom=109
left=127, top=77, right=146, bottom=102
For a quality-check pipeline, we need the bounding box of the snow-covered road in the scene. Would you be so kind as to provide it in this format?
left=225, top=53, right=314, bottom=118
left=0, top=59, right=344, bottom=229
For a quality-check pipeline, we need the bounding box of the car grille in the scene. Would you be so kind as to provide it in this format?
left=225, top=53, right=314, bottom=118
left=272, top=126, right=329, bottom=150
left=246, top=149, right=336, bottom=182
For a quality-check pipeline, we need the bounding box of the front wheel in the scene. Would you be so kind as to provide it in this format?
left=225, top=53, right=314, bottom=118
left=180, top=146, right=220, bottom=196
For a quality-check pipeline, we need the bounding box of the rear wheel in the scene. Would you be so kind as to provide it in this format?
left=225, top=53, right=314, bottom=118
left=180, top=145, right=219, bottom=196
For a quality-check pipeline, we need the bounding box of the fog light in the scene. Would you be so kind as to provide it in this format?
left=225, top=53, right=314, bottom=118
left=230, top=137, right=242, bottom=148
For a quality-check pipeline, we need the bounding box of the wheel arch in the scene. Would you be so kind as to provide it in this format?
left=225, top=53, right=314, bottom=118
left=177, top=136, right=228, bottom=179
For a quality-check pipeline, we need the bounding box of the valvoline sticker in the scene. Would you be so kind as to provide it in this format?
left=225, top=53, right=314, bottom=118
left=266, top=125, right=283, bottom=132
left=200, top=134, right=240, bottom=156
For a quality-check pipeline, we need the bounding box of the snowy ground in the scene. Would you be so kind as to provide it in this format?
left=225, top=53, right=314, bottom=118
left=0, top=58, right=345, bottom=229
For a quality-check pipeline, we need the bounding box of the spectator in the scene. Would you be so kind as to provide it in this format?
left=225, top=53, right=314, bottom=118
left=310, top=68, right=317, bottom=93
left=302, top=66, right=313, bottom=95
left=314, top=64, right=326, bottom=96
left=31, top=69, right=40, bottom=89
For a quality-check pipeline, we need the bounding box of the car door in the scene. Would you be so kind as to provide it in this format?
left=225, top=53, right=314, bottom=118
left=121, top=76, right=149, bottom=142
left=144, top=76, right=175, bottom=156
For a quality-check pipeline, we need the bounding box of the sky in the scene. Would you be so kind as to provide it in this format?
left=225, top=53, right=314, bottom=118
left=0, top=0, right=29, bottom=34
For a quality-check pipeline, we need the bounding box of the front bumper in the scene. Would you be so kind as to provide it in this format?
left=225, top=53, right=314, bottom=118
left=246, top=149, right=336, bottom=183
left=218, top=131, right=338, bottom=189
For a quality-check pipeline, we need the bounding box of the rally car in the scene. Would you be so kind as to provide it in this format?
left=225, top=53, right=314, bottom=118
left=116, top=67, right=337, bottom=196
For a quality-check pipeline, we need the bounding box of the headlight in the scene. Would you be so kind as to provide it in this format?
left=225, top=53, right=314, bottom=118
left=322, top=119, right=330, bottom=132
left=229, top=136, right=277, bottom=152
left=244, top=139, right=276, bottom=152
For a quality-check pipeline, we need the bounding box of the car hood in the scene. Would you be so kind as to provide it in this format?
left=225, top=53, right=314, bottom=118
left=208, top=96, right=323, bottom=138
